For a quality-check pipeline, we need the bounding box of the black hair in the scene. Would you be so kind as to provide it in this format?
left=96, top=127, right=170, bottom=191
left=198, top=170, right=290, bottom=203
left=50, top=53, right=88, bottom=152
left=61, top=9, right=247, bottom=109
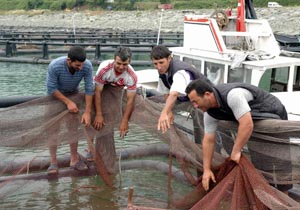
left=114, top=47, right=132, bottom=62
left=150, top=45, right=172, bottom=60
left=67, top=46, right=86, bottom=62
left=185, top=78, right=214, bottom=96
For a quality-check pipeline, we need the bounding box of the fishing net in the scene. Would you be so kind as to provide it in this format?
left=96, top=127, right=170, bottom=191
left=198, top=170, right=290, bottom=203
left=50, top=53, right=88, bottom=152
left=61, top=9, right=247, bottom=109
left=1, top=85, right=300, bottom=209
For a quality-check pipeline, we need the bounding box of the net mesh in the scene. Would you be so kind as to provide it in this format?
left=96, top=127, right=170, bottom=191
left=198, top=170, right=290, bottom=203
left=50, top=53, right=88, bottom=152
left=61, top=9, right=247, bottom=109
left=1, top=85, right=300, bottom=209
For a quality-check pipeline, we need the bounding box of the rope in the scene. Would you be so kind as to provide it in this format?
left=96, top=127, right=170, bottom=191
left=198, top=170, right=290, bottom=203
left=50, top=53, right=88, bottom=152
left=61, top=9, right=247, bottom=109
left=118, top=88, right=126, bottom=187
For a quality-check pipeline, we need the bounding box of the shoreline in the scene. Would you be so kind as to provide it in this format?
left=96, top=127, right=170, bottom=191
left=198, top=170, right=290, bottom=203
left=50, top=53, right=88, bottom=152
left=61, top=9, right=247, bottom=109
left=0, top=7, right=299, bottom=35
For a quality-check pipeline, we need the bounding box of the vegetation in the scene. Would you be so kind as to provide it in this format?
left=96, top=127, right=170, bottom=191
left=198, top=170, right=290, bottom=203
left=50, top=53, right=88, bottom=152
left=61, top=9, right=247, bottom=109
left=0, top=0, right=299, bottom=11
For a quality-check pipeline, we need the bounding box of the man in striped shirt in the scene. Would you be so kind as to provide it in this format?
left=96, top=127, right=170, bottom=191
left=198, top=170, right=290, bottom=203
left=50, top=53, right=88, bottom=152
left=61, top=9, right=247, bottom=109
left=46, top=46, right=94, bottom=175
left=90, top=47, right=137, bottom=174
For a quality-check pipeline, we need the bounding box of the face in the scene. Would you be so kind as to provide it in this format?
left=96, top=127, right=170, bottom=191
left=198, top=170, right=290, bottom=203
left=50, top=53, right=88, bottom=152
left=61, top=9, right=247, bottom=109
left=67, top=59, right=84, bottom=71
left=152, top=56, right=171, bottom=74
left=114, top=56, right=130, bottom=74
left=188, top=89, right=211, bottom=112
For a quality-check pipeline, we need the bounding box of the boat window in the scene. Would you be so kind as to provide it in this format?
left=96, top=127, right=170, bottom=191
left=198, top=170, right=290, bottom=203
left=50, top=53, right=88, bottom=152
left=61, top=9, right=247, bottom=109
left=258, top=67, right=289, bottom=92
left=204, top=62, right=224, bottom=85
left=228, top=67, right=252, bottom=84
left=182, top=57, right=202, bottom=71
left=293, top=66, right=300, bottom=91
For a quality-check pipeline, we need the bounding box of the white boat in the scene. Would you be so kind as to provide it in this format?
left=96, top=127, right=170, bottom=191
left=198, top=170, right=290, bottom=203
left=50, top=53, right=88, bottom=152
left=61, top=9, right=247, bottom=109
left=136, top=1, right=300, bottom=121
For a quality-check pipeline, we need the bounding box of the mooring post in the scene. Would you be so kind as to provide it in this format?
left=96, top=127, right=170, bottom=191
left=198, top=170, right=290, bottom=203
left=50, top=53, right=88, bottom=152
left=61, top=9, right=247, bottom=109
left=95, top=43, right=101, bottom=60
left=42, top=41, right=49, bottom=59
left=5, top=41, right=13, bottom=57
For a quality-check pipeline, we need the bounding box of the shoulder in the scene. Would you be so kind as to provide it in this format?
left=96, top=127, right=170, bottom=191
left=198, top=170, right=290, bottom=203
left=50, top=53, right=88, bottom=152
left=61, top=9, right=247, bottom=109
left=126, top=65, right=137, bottom=81
left=227, top=88, right=253, bottom=100
left=82, top=59, right=93, bottom=71
left=96, top=59, right=114, bottom=74
left=48, top=56, right=66, bottom=71
left=84, top=59, right=93, bottom=67
left=127, top=64, right=137, bottom=75
left=49, top=56, right=66, bottom=66
left=101, top=59, right=114, bottom=67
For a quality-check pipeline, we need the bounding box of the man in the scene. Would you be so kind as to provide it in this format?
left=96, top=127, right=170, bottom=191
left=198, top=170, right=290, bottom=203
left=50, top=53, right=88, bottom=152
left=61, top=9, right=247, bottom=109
left=46, top=46, right=94, bottom=175
left=185, top=79, right=292, bottom=194
left=90, top=47, right=137, bottom=174
left=150, top=45, right=210, bottom=134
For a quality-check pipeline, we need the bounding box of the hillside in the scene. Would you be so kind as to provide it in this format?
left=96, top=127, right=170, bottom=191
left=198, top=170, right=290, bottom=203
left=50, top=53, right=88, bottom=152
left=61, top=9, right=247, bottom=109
left=0, top=7, right=299, bottom=35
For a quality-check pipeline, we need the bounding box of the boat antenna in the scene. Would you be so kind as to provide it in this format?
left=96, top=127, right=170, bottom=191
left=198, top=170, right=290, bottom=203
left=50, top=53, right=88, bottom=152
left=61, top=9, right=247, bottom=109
left=156, top=9, right=164, bottom=45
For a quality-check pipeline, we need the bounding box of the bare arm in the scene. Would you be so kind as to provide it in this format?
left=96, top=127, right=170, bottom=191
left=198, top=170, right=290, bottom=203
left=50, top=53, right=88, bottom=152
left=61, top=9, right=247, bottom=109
left=157, top=91, right=178, bottom=133
left=93, top=85, right=105, bottom=130
left=81, top=94, right=93, bottom=127
left=202, top=132, right=217, bottom=191
left=119, top=91, right=136, bottom=138
left=231, top=112, right=253, bottom=163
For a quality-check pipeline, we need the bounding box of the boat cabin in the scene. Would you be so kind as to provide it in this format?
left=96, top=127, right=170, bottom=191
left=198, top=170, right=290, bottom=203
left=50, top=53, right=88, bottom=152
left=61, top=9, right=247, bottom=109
left=168, top=14, right=300, bottom=120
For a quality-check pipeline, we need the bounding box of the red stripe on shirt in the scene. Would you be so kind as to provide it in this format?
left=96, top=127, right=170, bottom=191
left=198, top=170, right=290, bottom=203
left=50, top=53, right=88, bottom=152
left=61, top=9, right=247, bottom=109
left=94, top=62, right=114, bottom=84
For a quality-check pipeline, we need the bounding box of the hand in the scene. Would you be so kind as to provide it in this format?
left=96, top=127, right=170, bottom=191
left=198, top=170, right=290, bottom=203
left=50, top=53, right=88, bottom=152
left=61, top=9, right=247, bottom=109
left=230, top=150, right=241, bottom=164
left=202, top=169, right=216, bottom=191
left=157, top=112, right=171, bottom=133
left=67, top=101, right=79, bottom=113
left=119, top=120, right=128, bottom=139
left=81, top=112, right=91, bottom=127
left=93, top=114, right=105, bottom=130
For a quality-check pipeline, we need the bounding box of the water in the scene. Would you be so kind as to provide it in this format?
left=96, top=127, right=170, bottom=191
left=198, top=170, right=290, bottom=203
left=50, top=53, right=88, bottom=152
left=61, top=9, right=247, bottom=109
left=0, top=62, right=48, bottom=96
left=0, top=62, right=192, bottom=209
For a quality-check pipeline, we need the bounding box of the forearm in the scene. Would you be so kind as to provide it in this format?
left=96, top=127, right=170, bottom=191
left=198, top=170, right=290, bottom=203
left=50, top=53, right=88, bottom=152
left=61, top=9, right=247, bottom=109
left=202, top=135, right=215, bottom=171
left=94, top=90, right=103, bottom=116
left=52, top=90, right=71, bottom=105
left=122, top=93, right=135, bottom=123
left=162, top=92, right=178, bottom=115
left=232, top=122, right=253, bottom=153
left=84, top=95, right=93, bottom=113
left=122, top=100, right=134, bottom=123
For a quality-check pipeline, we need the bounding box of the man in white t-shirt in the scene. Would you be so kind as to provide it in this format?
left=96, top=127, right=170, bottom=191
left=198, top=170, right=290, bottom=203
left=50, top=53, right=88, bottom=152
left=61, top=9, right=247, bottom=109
left=185, top=79, right=291, bottom=194
left=150, top=45, right=211, bottom=134
left=89, top=47, right=137, bottom=174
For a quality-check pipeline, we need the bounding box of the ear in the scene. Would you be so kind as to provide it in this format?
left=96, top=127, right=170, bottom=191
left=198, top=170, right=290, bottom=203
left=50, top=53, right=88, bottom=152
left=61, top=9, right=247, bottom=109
left=167, top=55, right=172, bottom=62
left=66, top=58, right=72, bottom=67
left=204, top=91, right=211, bottom=97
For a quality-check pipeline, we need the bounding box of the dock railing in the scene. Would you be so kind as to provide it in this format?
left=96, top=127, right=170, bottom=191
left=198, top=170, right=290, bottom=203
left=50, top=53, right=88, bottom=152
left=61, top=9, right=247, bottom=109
left=0, top=29, right=183, bottom=67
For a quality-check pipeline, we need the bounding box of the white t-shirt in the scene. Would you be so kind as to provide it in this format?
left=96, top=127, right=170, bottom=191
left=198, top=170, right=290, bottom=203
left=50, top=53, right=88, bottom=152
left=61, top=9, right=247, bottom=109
left=94, top=59, right=137, bottom=92
left=204, top=88, right=253, bottom=133
left=157, top=70, right=191, bottom=96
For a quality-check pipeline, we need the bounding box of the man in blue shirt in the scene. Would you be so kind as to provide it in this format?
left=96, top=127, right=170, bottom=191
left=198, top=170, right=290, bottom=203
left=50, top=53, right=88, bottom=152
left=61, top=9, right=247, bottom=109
left=46, top=46, right=94, bottom=175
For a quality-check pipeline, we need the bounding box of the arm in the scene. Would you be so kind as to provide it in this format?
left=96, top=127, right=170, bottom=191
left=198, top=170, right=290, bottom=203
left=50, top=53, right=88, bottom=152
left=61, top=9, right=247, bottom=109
left=119, top=91, right=136, bottom=138
left=157, top=91, right=178, bottom=133
left=231, top=112, right=253, bottom=163
left=202, top=133, right=217, bottom=191
left=81, top=61, right=94, bottom=127
left=52, top=90, right=79, bottom=113
left=81, top=94, right=93, bottom=127
left=93, top=85, right=105, bottom=130
left=227, top=88, right=254, bottom=163
left=157, top=70, right=191, bottom=133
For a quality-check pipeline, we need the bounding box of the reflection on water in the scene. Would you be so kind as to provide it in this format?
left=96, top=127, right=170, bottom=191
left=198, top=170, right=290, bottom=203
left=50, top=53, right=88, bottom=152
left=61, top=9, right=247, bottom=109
left=0, top=62, right=192, bottom=209
left=0, top=131, right=192, bottom=210
left=0, top=170, right=192, bottom=210
left=0, top=62, right=48, bottom=96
